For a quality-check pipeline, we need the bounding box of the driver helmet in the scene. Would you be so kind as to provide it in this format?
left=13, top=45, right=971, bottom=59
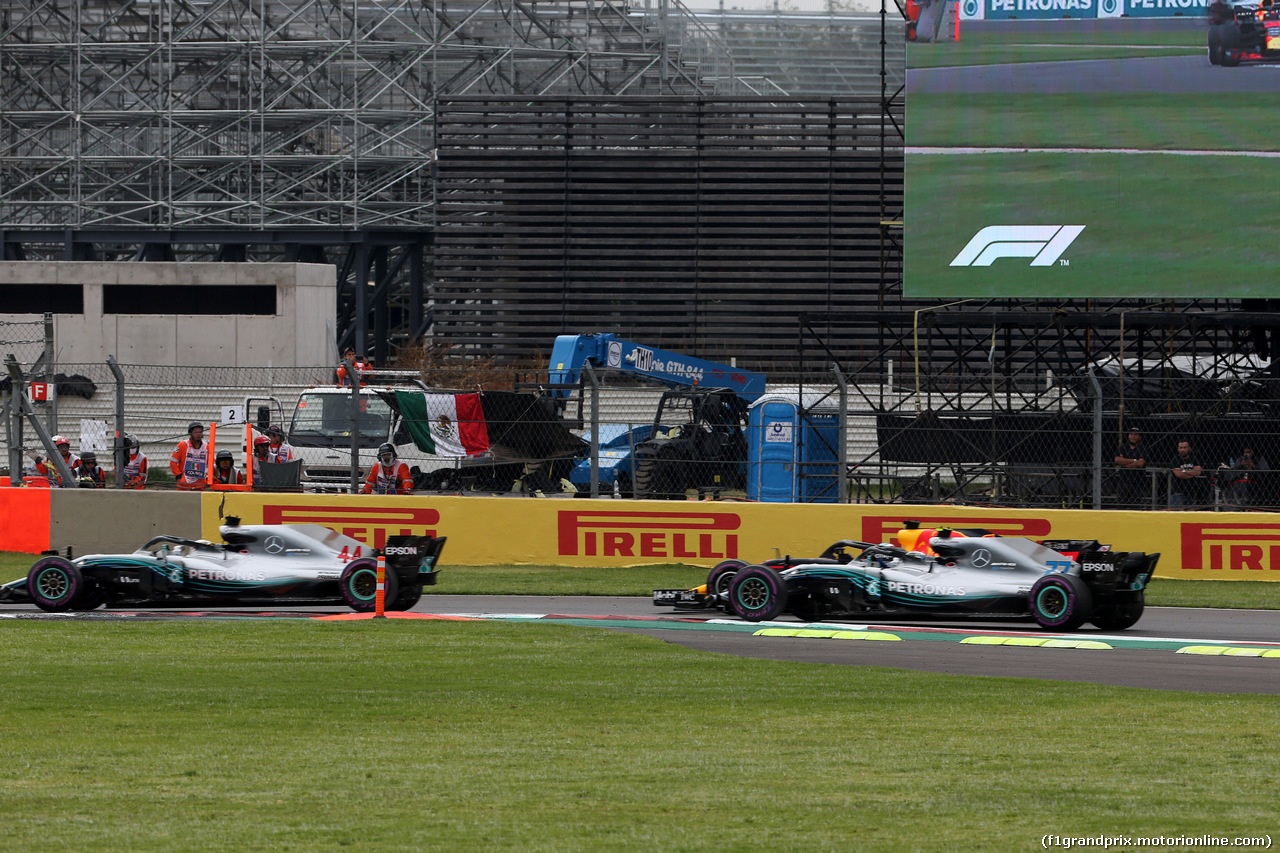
left=377, top=442, right=396, bottom=465
left=215, top=449, right=234, bottom=467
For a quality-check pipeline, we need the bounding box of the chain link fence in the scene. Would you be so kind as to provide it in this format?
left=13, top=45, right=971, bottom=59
left=851, top=365, right=1280, bottom=512
left=3, top=355, right=1278, bottom=509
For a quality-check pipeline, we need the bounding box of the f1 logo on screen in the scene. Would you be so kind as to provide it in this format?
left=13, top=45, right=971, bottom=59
left=950, top=225, right=1085, bottom=267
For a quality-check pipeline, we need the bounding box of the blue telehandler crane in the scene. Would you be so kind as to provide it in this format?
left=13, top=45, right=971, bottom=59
left=547, top=334, right=766, bottom=498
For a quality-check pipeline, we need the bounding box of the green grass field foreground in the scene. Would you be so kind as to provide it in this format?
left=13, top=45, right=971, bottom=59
left=907, top=28, right=1203, bottom=68
left=2, top=621, right=1278, bottom=852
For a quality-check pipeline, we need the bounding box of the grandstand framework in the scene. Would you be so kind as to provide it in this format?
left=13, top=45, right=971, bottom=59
left=1, top=0, right=909, bottom=364
left=5, top=0, right=1270, bottom=381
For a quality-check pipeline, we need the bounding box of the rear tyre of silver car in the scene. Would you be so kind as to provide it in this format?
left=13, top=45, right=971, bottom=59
left=390, top=583, right=423, bottom=612
left=339, top=559, right=399, bottom=613
left=1029, top=573, right=1092, bottom=632
left=729, top=566, right=789, bottom=622
left=1090, top=593, right=1144, bottom=631
left=27, top=557, right=83, bottom=612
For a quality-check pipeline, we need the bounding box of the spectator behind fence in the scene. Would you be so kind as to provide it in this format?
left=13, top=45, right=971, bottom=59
left=265, top=423, right=295, bottom=463
left=122, top=433, right=148, bottom=489
left=1220, top=445, right=1269, bottom=508
left=1113, top=425, right=1147, bottom=507
left=361, top=443, right=413, bottom=495
left=1169, top=439, right=1206, bottom=509
left=170, top=422, right=209, bottom=490
left=76, top=451, right=106, bottom=488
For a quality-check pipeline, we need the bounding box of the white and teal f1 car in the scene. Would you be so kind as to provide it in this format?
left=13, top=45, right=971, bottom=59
left=0, top=517, right=445, bottom=613
left=653, top=524, right=1159, bottom=631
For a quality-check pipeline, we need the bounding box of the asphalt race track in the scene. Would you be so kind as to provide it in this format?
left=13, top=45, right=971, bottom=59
left=908, top=17, right=1280, bottom=94
left=5, top=594, right=1280, bottom=695
left=908, top=55, right=1280, bottom=94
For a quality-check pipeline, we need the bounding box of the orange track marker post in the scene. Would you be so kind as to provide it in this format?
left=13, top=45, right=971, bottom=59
left=245, top=423, right=254, bottom=489
left=374, top=554, right=387, bottom=618
left=206, top=422, right=217, bottom=489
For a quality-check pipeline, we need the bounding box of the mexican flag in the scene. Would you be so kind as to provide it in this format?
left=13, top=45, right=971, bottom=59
left=396, top=391, right=490, bottom=457
left=389, top=389, right=586, bottom=462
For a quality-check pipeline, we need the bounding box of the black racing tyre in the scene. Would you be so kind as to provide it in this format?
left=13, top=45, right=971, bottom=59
left=1218, top=22, right=1242, bottom=66
left=1029, top=573, right=1093, bottom=631
left=1090, top=593, right=1145, bottom=631
left=27, top=557, right=83, bottom=612
left=706, top=559, right=746, bottom=599
left=1208, top=26, right=1223, bottom=65
left=729, top=565, right=789, bottom=622
left=339, top=559, right=399, bottom=613
left=72, top=581, right=107, bottom=611
left=390, top=582, right=423, bottom=612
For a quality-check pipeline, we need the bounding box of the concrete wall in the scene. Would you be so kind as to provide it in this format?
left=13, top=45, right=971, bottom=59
left=0, top=262, right=335, bottom=367
left=48, top=490, right=204, bottom=554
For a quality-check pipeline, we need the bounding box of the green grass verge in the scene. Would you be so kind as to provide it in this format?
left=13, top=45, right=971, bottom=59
left=908, top=93, right=1277, bottom=152
left=2, top=621, right=1277, bottom=851
left=905, top=151, right=1280, bottom=299
left=5, top=551, right=1280, bottom=607
left=908, top=28, right=1203, bottom=68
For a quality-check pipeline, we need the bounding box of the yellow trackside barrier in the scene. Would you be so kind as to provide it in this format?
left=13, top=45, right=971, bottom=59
left=185, top=493, right=1280, bottom=578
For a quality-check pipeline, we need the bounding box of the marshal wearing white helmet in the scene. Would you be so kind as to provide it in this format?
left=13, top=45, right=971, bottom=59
left=122, top=434, right=148, bottom=489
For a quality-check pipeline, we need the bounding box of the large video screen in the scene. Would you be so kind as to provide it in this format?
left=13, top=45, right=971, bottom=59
left=905, top=1, right=1280, bottom=298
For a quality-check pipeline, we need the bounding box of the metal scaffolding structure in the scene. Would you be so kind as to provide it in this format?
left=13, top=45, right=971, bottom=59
left=1, top=0, right=910, bottom=362
left=1, top=0, right=735, bottom=232
left=1, top=0, right=750, bottom=359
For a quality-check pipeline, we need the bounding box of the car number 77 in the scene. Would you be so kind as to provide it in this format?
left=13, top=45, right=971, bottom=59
left=1044, top=560, right=1072, bottom=574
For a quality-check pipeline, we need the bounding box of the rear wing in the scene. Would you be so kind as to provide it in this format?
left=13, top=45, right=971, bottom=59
left=1075, top=550, right=1160, bottom=594
left=382, top=535, right=447, bottom=574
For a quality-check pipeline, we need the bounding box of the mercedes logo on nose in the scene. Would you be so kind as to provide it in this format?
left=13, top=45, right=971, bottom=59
left=265, top=535, right=285, bottom=554
left=971, top=549, right=991, bottom=568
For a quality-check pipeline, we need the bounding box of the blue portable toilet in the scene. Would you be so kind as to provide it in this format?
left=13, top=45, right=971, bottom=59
left=747, top=394, right=841, bottom=503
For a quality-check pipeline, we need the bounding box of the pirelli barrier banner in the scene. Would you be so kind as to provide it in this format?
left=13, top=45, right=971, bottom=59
left=190, top=493, right=1280, bottom=582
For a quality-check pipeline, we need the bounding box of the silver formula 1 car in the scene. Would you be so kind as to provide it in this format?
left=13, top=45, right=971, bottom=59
left=0, top=516, right=445, bottom=613
left=653, top=525, right=1159, bottom=631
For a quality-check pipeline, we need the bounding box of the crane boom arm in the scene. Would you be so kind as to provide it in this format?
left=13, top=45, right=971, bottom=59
left=548, top=334, right=765, bottom=401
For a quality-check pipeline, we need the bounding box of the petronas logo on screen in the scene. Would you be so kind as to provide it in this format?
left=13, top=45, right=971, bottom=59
left=950, top=225, right=1085, bottom=267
